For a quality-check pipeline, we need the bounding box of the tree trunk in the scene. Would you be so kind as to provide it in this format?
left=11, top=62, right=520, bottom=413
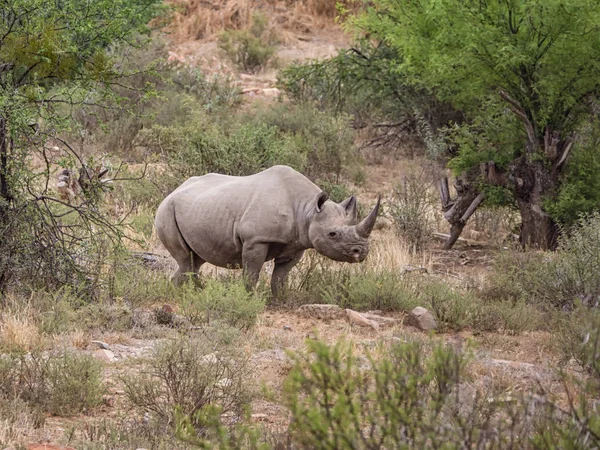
left=517, top=198, right=559, bottom=249
left=511, top=159, right=560, bottom=250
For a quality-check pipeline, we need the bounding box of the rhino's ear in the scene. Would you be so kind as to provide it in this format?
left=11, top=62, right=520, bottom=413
left=339, top=195, right=358, bottom=222
left=315, top=191, right=329, bottom=213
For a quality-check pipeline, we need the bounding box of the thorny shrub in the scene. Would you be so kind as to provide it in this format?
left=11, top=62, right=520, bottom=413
left=388, top=173, right=437, bottom=253
left=123, top=330, right=253, bottom=430
left=0, top=350, right=104, bottom=417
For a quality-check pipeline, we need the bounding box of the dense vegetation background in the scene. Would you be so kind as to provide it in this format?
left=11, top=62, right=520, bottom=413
left=1, top=0, right=600, bottom=448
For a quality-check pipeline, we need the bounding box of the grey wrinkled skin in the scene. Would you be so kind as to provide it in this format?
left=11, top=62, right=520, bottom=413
left=155, top=165, right=380, bottom=296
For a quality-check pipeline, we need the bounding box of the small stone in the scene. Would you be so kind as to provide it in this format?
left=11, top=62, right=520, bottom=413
left=408, top=307, right=438, bottom=332
left=345, top=309, right=379, bottom=331
left=201, top=353, right=218, bottom=364
left=162, top=303, right=176, bottom=314
left=90, top=340, right=110, bottom=350
left=282, top=325, right=292, bottom=331
left=102, top=395, right=115, bottom=407
left=92, top=348, right=116, bottom=362
left=251, top=413, right=270, bottom=422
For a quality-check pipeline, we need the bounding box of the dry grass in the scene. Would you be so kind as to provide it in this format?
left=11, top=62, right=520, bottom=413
left=166, top=0, right=357, bottom=43
left=0, top=310, right=44, bottom=353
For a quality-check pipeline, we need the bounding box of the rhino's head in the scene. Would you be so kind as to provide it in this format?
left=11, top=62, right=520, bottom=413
left=309, top=192, right=381, bottom=263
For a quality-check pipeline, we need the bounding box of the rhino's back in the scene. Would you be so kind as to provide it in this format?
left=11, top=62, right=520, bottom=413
left=165, top=166, right=319, bottom=267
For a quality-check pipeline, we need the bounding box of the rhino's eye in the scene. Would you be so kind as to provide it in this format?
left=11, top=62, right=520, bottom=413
left=328, top=231, right=338, bottom=238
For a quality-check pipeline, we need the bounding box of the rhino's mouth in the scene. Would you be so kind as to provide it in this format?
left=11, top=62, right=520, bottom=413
left=348, top=253, right=366, bottom=263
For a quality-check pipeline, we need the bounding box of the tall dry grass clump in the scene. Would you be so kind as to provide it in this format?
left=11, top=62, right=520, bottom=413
left=166, top=0, right=357, bottom=42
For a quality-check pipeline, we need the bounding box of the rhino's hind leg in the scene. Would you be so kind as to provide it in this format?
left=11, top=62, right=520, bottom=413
left=173, top=252, right=205, bottom=287
left=271, top=251, right=304, bottom=298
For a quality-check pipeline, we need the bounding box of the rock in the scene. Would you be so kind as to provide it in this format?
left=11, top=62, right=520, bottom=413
left=361, top=312, right=399, bottom=327
left=92, top=348, right=116, bottom=362
left=201, top=353, right=219, bottom=364
left=345, top=309, right=379, bottom=331
left=297, top=304, right=344, bottom=320
left=408, top=307, right=438, bottom=332
left=90, top=340, right=110, bottom=350
left=161, top=303, right=176, bottom=314
left=261, top=87, right=281, bottom=97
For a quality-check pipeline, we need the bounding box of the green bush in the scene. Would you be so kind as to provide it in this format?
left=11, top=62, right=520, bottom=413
left=321, top=270, right=420, bottom=312
left=123, top=331, right=252, bottom=430
left=555, top=307, right=600, bottom=375
left=175, top=336, right=600, bottom=449
left=420, top=281, right=479, bottom=332
left=249, top=103, right=356, bottom=182
left=144, top=102, right=357, bottom=186
left=0, top=350, right=104, bottom=417
left=180, top=279, right=266, bottom=330
left=546, top=123, right=600, bottom=228
left=218, top=13, right=276, bottom=73
left=487, top=213, right=600, bottom=310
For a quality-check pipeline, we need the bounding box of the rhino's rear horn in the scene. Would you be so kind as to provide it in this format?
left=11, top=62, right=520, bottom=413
left=356, top=195, right=381, bottom=238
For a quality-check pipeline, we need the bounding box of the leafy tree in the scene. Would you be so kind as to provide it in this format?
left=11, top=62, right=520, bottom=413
left=0, top=0, right=164, bottom=291
left=349, top=0, right=600, bottom=249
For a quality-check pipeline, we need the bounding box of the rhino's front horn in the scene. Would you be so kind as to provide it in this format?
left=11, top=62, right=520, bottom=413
left=356, top=195, right=381, bottom=238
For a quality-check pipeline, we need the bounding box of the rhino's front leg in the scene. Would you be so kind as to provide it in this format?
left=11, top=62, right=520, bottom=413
left=271, top=251, right=304, bottom=297
left=241, top=242, right=269, bottom=291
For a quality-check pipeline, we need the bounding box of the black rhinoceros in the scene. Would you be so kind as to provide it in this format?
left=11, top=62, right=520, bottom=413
left=155, top=165, right=380, bottom=295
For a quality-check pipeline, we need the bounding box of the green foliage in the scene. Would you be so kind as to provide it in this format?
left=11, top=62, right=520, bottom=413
left=0, top=350, right=104, bottom=417
left=175, top=337, right=600, bottom=449
left=123, top=331, right=252, bottom=430
left=0, top=0, right=164, bottom=293
left=321, top=270, right=419, bottom=312
left=351, top=0, right=600, bottom=126
left=420, top=281, right=480, bottom=332
left=218, top=12, right=277, bottom=73
left=180, top=279, right=266, bottom=331
left=245, top=102, right=357, bottom=181
left=486, top=213, right=600, bottom=311
left=278, top=40, right=458, bottom=160
left=555, top=307, right=600, bottom=375
left=284, top=339, right=500, bottom=449
left=349, top=0, right=600, bottom=238
left=546, top=133, right=600, bottom=227
left=145, top=102, right=356, bottom=184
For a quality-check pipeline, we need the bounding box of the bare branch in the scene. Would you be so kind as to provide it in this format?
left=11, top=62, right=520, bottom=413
left=460, top=193, right=485, bottom=223
left=499, top=89, right=538, bottom=149
left=556, top=139, right=575, bottom=168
